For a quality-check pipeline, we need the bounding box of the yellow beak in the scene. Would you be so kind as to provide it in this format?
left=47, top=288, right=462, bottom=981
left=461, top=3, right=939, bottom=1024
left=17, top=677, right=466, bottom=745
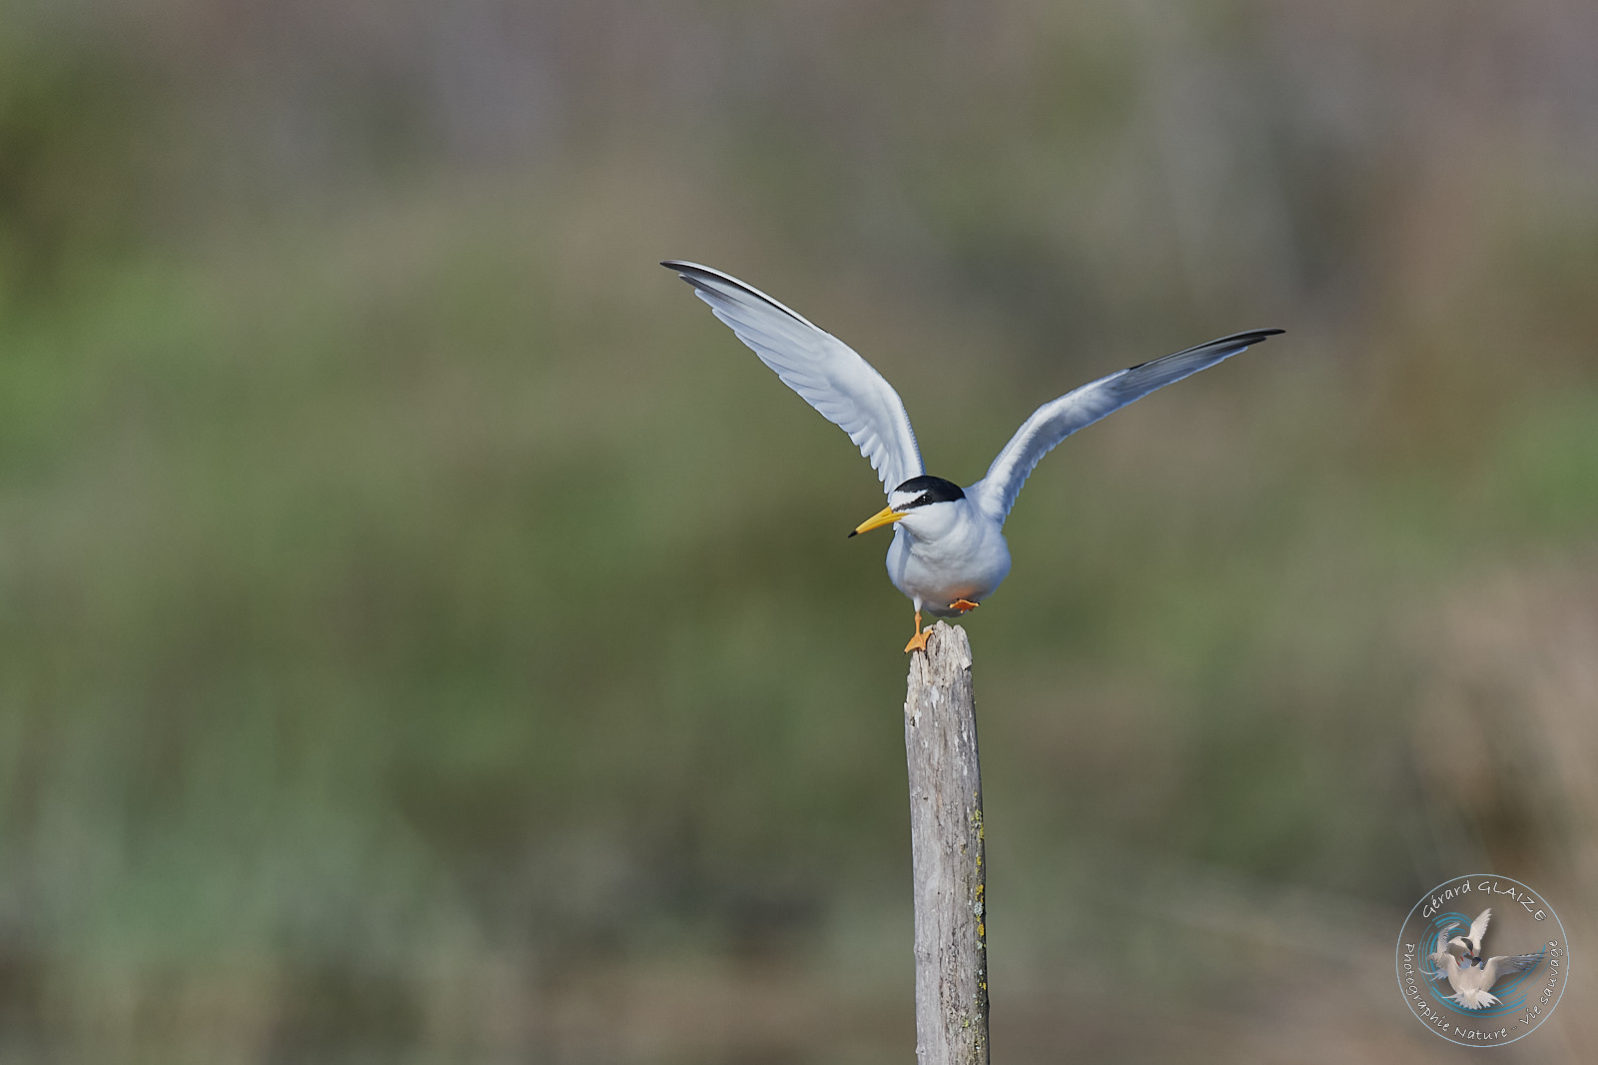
left=849, top=504, right=906, bottom=538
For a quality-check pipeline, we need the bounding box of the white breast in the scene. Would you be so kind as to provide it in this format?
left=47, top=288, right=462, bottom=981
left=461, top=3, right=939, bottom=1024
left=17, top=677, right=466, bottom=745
left=885, top=499, right=1012, bottom=615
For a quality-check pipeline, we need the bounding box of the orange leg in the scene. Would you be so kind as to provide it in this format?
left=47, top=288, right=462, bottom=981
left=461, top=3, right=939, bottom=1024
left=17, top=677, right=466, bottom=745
left=948, top=599, right=980, bottom=614
left=904, top=609, right=930, bottom=653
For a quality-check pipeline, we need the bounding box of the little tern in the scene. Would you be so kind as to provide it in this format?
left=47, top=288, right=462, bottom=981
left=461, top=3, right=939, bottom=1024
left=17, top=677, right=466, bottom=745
left=663, top=260, right=1282, bottom=652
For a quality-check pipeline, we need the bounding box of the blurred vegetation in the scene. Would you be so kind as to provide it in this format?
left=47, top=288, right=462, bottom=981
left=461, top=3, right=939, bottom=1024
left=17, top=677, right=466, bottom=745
left=2, top=2, right=1596, bottom=1062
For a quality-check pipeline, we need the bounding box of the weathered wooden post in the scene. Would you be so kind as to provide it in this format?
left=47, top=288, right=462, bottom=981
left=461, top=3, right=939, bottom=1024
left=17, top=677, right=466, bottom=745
left=904, top=621, right=988, bottom=1065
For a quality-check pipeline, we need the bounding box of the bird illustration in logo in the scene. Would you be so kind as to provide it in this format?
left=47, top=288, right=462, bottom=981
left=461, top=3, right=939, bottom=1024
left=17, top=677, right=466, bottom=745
left=1428, top=908, right=1545, bottom=1009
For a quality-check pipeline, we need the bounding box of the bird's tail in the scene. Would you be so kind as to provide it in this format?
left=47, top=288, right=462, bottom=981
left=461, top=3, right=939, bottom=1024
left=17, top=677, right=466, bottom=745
left=1449, top=989, right=1500, bottom=1010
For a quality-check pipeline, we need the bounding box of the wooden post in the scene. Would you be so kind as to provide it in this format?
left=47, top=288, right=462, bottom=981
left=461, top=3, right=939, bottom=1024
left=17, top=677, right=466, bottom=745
left=904, top=621, right=988, bottom=1065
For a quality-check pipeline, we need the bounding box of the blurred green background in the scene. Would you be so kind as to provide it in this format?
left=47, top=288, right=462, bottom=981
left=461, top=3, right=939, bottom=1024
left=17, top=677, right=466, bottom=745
left=3, top=2, right=1595, bottom=1062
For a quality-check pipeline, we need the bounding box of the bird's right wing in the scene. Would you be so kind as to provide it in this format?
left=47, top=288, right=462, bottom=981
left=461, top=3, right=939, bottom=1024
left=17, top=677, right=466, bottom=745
left=967, top=329, right=1282, bottom=525
left=1483, top=952, right=1544, bottom=986
left=663, top=261, right=924, bottom=496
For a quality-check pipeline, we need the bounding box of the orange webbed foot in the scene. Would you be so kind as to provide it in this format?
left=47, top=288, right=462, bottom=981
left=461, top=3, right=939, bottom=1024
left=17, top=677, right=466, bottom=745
left=905, top=609, right=930, bottom=654
left=948, top=598, right=980, bottom=614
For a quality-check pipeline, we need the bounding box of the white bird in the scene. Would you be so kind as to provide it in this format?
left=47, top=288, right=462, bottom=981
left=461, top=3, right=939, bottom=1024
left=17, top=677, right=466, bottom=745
left=663, top=261, right=1282, bottom=652
left=1428, top=909, right=1544, bottom=1010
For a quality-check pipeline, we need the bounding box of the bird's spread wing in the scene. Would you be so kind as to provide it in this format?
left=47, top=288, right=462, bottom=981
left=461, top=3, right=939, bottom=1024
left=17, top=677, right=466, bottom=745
left=967, top=329, right=1282, bottom=524
left=663, top=261, right=923, bottom=495
left=1434, top=923, right=1460, bottom=955
left=1483, top=952, right=1544, bottom=986
left=1468, top=908, right=1493, bottom=950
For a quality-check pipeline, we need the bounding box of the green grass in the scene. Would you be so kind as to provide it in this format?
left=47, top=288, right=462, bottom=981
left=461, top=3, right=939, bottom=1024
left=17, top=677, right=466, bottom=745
left=7, top=179, right=1593, bottom=981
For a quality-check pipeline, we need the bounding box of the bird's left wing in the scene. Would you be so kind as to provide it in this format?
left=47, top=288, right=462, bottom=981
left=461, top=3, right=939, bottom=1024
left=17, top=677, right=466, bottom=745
left=663, top=261, right=923, bottom=495
left=967, top=329, right=1282, bottom=525
left=1467, top=908, right=1493, bottom=950
left=1430, top=922, right=1462, bottom=978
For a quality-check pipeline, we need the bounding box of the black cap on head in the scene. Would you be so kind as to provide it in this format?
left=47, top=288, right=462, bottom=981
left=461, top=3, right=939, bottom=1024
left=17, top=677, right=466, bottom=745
left=893, top=475, right=965, bottom=506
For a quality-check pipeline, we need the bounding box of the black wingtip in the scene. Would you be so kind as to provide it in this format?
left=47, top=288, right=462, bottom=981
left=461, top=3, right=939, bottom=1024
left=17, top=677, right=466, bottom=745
left=1207, top=327, right=1286, bottom=347
left=655, top=260, right=817, bottom=328
left=1126, top=327, right=1286, bottom=371
left=846, top=529, right=858, bottom=538
left=1228, top=327, right=1285, bottom=344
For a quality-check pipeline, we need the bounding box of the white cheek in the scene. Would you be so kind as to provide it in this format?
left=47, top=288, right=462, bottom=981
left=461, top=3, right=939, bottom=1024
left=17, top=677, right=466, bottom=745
left=899, top=506, right=950, bottom=538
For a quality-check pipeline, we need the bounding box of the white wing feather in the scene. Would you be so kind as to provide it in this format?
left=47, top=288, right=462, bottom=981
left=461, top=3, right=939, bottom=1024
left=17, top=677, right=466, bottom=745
left=1482, top=951, right=1543, bottom=984
left=1467, top=908, right=1493, bottom=950
left=1431, top=922, right=1460, bottom=964
left=664, top=261, right=923, bottom=495
left=968, top=329, right=1282, bottom=524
